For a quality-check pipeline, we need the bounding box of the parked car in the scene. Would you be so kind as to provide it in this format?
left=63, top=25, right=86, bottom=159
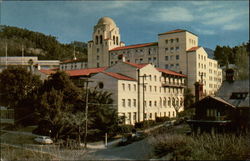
left=34, top=136, right=53, bottom=144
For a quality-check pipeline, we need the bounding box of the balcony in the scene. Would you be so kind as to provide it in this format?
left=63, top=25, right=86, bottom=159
left=162, top=81, right=185, bottom=88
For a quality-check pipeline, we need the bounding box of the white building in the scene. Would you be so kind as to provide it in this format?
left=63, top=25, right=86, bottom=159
left=87, top=17, right=222, bottom=95
left=59, top=59, right=88, bottom=71
left=88, top=61, right=186, bottom=124
left=0, top=56, right=60, bottom=72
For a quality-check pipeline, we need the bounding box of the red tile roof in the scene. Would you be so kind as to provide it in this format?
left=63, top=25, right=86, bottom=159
left=124, top=61, right=149, bottom=69
left=102, top=72, right=136, bottom=81
left=110, top=42, right=158, bottom=51
left=156, top=68, right=186, bottom=77
left=158, top=29, right=186, bottom=35
left=60, top=59, right=86, bottom=64
left=39, top=69, right=56, bottom=75
left=158, top=29, right=197, bottom=36
left=66, top=67, right=107, bottom=77
left=186, top=46, right=200, bottom=52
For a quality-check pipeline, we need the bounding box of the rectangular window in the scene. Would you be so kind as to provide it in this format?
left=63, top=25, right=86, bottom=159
left=122, top=99, right=125, bottom=107
left=133, top=99, right=136, bottom=107
left=148, top=57, right=151, bottom=62
left=133, top=112, right=137, bottom=120
left=165, top=40, right=168, bottom=44
left=153, top=57, right=156, bottom=62
left=170, top=39, right=174, bottom=43
left=176, top=63, right=179, bottom=68
left=165, top=64, right=169, bottom=69
left=165, top=56, right=168, bottom=61
left=176, top=55, right=179, bottom=60
left=149, top=101, right=152, bottom=107
left=176, top=38, right=179, bottom=42
left=165, top=48, right=168, bottom=51
left=128, top=99, right=131, bottom=107
left=176, top=46, right=179, bottom=50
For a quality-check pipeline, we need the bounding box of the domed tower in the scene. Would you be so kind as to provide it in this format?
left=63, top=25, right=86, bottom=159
left=88, top=17, right=122, bottom=68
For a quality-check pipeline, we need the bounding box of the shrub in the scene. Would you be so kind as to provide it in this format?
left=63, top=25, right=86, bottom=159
left=150, top=133, right=250, bottom=160
left=155, top=117, right=171, bottom=123
left=134, top=120, right=156, bottom=129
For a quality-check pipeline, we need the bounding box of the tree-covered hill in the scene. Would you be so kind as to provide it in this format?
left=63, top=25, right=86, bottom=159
left=0, top=25, right=87, bottom=61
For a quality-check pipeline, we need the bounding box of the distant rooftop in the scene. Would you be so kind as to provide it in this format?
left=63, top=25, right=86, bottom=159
left=110, top=42, right=158, bottom=51
left=158, top=29, right=197, bottom=36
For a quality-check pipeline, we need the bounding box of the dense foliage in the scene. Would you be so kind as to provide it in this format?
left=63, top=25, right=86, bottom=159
left=34, top=71, right=118, bottom=142
left=214, top=42, right=249, bottom=80
left=0, top=25, right=87, bottom=60
left=0, top=67, right=42, bottom=125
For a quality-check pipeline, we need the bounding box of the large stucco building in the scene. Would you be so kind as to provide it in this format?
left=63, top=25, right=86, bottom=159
left=87, top=61, right=186, bottom=124
left=87, top=17, right=222, bottom=95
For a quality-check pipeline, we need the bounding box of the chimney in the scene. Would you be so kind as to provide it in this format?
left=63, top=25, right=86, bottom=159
left=118, top=54, right=126, bottom=62
left=225, top=68, right=234, bottom=82
left=194, top=81, right=203, bottom=102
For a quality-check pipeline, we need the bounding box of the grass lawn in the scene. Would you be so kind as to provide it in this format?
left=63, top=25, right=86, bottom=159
left=1, top=133, right=35, bottom=145
left=0, top=144, right=58, bottom=160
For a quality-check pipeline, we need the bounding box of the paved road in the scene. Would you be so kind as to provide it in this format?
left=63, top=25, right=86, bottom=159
left=84, top=137, right=154, bottom=160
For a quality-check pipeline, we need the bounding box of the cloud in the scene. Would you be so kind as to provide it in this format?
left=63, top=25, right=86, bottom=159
left=195, top=28, right=215, bottom=35
left=201, top=10, right=248, bottom=25
left=190, top=1, right=211, bottom=6
left=223, top=24, right=244, bottom=30
left=150, top=7, right=194, bottom=22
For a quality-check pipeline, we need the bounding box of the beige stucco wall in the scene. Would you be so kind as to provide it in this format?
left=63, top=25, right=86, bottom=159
left=89, top=62, right=185, bottom=124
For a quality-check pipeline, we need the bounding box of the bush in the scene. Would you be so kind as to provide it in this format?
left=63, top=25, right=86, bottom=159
left=134, top=120, right=156, bottom=129
left=155, top=117, right=171, bottom=123
left=150, top=133, right=250, bottom=160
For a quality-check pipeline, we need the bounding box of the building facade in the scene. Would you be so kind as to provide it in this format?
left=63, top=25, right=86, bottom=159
left=0, top=56, right=60, bottom=72
left=87, top=17, right=222, bottom=95
left=88, top=61, right=186, bottom=124
left=59, top=59, right=88, bottom=71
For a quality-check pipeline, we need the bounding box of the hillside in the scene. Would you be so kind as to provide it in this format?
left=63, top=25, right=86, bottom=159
left=0, top=25, right=87, bottom=61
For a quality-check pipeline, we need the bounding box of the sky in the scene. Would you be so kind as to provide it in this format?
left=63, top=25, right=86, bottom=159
left=1, top=0, right=249, bottom=50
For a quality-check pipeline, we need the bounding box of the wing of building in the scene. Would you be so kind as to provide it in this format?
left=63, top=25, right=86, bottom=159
left=65, top=60, right=186, bottom=124
left=87, top=17, right=222, bottom=95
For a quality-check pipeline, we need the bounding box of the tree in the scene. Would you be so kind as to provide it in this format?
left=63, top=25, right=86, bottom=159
left=184, top=88, right=194, bottom=110
left=234, top=46, right=249, bottom=80
left=35, top=71, right=82, bottom=141
left=0, top=67, right=42, bottom=125
left=35, top=72, right=117, bottom=143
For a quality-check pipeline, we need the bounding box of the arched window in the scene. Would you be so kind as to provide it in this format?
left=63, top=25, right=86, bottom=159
left=116, top=36, right=119, bottom=45
left=113, top=36, right=115, bottom=45
left=172, top=98, right=175, bottom=106
left=168, top=97, right=171, bottom=106
left=100, top=35, right=103, bottom=44
left=160, top=98, right=162, bottom=107
left=176, top=98, right=179, bottom=107
left=163, top=97, right=166, bottom=107
left=95, top=36, right=98, bottom=45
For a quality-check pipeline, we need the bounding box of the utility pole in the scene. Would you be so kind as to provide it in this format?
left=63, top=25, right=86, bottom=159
left=137, top=69, right=140, bottom=122
left=83, top=78, right=93, bottom=149
left=139, top=74, right=149, bottom=121
left=21, top=44, right=24, bottom=66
